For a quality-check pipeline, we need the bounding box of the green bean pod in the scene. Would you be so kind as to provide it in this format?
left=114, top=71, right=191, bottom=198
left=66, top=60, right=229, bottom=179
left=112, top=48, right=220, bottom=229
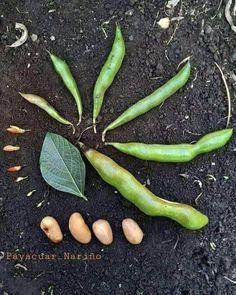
left=49, top=52, right=83, bottom=125
left=106, top=129, right=233, bottom=162
left=102, top=60, right=191, bottom=141
left=79, top=143, right=208, bottom=230
left=19, top=93, right=75, bottom=133
left=93, top=23, right=125, bottom=132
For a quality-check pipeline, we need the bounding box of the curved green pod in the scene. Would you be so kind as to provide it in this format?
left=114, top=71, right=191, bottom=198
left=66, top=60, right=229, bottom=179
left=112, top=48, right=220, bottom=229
left=79, top=143, right=208, bottom=230
left=106, top=129, right=233, bottom=162
left=19, top=92, right=75, bottom=133
left=102, top=60, right=191, bottom=141
left=49, top=52, right=83, bottom=125
left=93, top=23, right=125, bottom=132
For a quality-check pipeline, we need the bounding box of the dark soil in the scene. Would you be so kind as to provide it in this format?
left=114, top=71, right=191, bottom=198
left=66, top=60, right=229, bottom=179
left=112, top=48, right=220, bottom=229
left=1, top=1, right=236, bottom=294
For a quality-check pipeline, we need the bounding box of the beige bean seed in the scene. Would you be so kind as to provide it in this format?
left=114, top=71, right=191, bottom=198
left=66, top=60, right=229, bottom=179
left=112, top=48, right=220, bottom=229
left=40, top=216, right=63, bottom=244
left=69, top=212, right=92, bottom=244
left=92, top=219, right=113, bottom=245
left=122, top=218, right=144, bottom=245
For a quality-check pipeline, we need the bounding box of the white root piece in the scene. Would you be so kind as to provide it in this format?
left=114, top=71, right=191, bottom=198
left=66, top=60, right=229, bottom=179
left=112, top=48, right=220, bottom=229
left=8, top=23, right=28, bottom=47
left=177, top=56, right=192, bottom=70
left=215, top=62, right=231, bottom=127
left=223, top=276, right=236, bottom=284
left=225, top=0, right=236, bottom=33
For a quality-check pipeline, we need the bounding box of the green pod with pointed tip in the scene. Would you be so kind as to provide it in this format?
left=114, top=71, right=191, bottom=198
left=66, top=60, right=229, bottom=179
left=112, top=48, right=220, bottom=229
left=19, top=92, right=75, bottom=133
left=102, top=60, right=191, bottom=141
left=79, top=143, right=208, bottom=230
left=49, top=52, right=83, bottom=125
left=93, top=23, right=125, bottom=131
left=106, top=129, right=233, bottom=162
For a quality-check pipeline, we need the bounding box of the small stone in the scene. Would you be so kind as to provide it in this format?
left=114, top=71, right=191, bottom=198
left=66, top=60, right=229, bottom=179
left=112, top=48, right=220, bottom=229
left=50, top=35, right=55, bottom=41
left=158, top=17, right=170, bottom=29
left=31, top=34, right=38, bottom=42
left=129, top=35, right=134, bottom=41
left=205, top=24, right=213, bottom=35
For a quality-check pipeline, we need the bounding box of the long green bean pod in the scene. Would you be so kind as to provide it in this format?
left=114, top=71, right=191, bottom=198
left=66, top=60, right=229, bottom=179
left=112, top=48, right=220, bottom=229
left=93, top=23, right=125, bottom=133
left=19, top=93, right=75, bottom=133
left=79, top=143, right=208, bottom=230
left=49, top=52, right=83, bottom=125
left=102, top=60, right=191, bottom=141
left=106, top=129, right=233, bottom=162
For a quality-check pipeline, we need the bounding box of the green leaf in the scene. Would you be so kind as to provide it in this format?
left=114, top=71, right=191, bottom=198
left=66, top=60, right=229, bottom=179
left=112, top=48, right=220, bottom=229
left=40, top=132, right=86, bottom=200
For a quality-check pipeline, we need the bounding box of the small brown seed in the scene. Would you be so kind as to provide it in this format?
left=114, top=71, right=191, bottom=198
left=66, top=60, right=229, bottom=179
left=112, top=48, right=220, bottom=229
left=69, top=212, right=92, bottom=244
left=7, top=166, right=22, bottom=172
left=122, top=218, right=144, bottom=245
left=92, top=219, right=113, bottom=245
left=6, top=125, right=30, bottom=134
left=40, top=216, right=63, bottom=244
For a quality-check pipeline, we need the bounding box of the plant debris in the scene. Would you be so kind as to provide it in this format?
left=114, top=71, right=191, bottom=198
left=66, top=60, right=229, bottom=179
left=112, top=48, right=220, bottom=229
left=36, top=200, right=45, bottom=208
left=225, top=0, right=236, bottom=33
left=15, top=176, right=28, bottom=183
left=166, top=0, right=181, bottom=9
left=7, top=166, right=22, bottom=172
left=14, top=263, right=28, bottom=271
left=27, top=190, right=37, bottom=197
left=3, top=145, right=20, bottom=152
left=6, top=125, right=31, bottom=134
left=8, top=23, right=28, bottom=48
left=215, top=62, right=232, bottom=127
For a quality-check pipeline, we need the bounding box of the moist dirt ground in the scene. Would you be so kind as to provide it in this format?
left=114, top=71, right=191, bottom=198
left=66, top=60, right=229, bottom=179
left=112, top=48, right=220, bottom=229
left=0, top=1, right=236, bottom=294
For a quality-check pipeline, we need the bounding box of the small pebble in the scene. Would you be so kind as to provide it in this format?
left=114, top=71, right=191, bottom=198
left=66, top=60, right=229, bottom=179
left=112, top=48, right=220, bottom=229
left=50, top=35, right=55, bottom=41
left=205, top=24, right=213, bottom=35
left=31, top=34, right=38, bottom=42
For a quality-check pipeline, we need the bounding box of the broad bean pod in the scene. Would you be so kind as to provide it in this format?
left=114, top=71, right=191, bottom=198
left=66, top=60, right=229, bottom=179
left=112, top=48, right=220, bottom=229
left=102, top=60, right=191, bottom=141
left=19, top=92, right=75, bottom=133
left=79, top=143, right=208, bottom=230
left=49, top=52, right=83, bottom=125
left=93, top=23, right=125, bottom=132
left=106, top=129, right=233, bottom=162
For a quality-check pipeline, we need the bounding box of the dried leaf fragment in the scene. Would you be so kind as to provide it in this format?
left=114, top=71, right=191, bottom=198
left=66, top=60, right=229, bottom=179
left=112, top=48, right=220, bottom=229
left=8, top=23, right=28, bottom=48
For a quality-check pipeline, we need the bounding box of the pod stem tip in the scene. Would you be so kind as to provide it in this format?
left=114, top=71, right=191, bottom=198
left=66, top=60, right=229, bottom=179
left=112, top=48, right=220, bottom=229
left=92, top=118, right=97, bottom=133
left=102, top=129, right=107, bottom=142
